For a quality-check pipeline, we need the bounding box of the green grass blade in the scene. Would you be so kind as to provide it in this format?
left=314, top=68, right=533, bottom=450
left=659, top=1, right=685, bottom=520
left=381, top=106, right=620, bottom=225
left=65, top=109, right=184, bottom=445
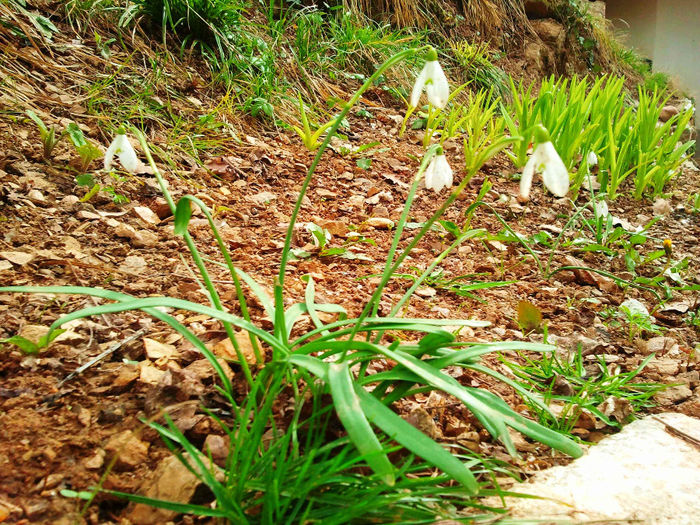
left=356, top=387, right=478, bottom=494
left=327, top=362, right=395, bottom=486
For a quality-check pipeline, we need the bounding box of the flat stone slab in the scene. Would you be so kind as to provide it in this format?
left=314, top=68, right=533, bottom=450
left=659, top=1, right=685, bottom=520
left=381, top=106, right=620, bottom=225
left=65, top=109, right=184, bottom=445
left=505, top=413, right=700, bottom=524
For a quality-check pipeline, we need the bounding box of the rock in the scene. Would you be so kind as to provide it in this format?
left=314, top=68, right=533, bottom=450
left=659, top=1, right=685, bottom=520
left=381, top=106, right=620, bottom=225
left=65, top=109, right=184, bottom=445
left=644, top=358, right=681, bottom=376
left=502, top=413, right=700, bottom=524
left=133, top=205, right=160, bottom=225
left=404, top=406, right=441, bottom=440
left=0, top=251, right=35, bottom=266
left=639, top=336, right=680, bottom=356
left=659, top=105, right=679, bottom=123
left=564, top=256, right=618, bottom=292
left=365, top=217, right=394, bottom=229
left=126, top=455, right=202, bottom=525
left=203, top=434, right=229, bottom=467
left=212, top=332, right=263, bottom=365
left=655, top=385, right=693, bottom=405
left=104, top=430, right=150, bottom=470
left=531, top=19, right=565, bottom=49
left=143, top=338, right=178, bottom=360
left=653, top=198, right=672, bottom=216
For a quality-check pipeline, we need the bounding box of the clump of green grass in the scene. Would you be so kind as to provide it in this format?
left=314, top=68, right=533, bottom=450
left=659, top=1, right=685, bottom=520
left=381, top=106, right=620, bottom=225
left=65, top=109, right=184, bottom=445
left=449, top=40, right=508, bottom=95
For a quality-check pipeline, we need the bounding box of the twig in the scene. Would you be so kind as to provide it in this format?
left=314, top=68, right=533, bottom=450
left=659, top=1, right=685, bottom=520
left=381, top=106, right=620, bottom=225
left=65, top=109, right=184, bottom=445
left=653, top=416, right=700, bottom=450
left=57, top=328, right=148, bottom=388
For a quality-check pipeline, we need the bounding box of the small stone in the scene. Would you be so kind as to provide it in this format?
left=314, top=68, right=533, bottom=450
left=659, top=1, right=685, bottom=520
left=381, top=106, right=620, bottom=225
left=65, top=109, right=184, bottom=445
left=126, top=455, right=202, bottom=524
left=84, top=449, right=105, bottom=470
left=133, top=205, right=160, bottom=225
left=366, top=217, right=394, bottom=229
left=104, top=430, right=150, bottom=470
left=644, top=358, right=680, bottom=376
left=212, top=333, right=263, bottom=365
left=652, top=198, right=672, bottom=216
left=639, top=336, right=679, bottom=356
left=654, top=385, right=693, bottom=405
left=659, top=105, right=679, bottom=122
left=0, top=251, right=35, bottom=266
left=203, top=434, right=229, bottom=467
left=143, top=338, right=178, bottom=360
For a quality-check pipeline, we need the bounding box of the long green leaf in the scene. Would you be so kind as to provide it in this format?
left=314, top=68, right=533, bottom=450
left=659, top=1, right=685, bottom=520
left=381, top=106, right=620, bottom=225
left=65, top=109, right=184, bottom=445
left=356, top=387, right=478, bottom=494
left=327, top=363, right=395, bottom=486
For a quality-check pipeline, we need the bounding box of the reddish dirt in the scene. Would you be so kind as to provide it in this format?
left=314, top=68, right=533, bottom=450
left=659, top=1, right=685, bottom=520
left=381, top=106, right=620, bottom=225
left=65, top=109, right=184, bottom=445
left=1, top=7, right=699, bottom=525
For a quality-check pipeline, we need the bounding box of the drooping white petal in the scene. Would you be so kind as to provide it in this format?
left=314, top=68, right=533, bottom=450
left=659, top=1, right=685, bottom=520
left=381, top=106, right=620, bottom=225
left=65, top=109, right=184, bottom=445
left=587, top=151, right=598, bottom=166
left=425, top=154, right=453, bottom=192
left=519, top=155, right=537, bottom=199
left=104, top=138, right=118, bottom=172
left=539, top=142, right=569, bottom=197
left=425, top=61, right=449, bottom=109
left=410, top=64, right=430, bottom=108
left=424, top=155, right=437, bottom=190
left=437, top=154, right=453, bottom=189
left=594, top=199, right=609, bottom=218
left=105, top=133, right=140, bottom=173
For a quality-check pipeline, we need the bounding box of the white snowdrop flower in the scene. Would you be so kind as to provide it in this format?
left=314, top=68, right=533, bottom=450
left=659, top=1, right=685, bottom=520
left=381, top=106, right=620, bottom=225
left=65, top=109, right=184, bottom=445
left=594, top=199, right=608, bottom=218
left=104, top=127, right=141, bottom=173
left=410, top=47, right=450, bottom=109
left=587, top=151, right=598, bottom=166
left=424, top=148, right=453, bottom=192
left=519, top=126, right=569, bottom=200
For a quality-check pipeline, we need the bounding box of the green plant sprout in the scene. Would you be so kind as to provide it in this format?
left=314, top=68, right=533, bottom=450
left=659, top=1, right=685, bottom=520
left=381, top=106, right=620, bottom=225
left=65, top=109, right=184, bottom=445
left=66, top=122, right=103, bottom=172
left=25, top=109, right=62, bottom=159
left=290, top=93, right=338, bottom=150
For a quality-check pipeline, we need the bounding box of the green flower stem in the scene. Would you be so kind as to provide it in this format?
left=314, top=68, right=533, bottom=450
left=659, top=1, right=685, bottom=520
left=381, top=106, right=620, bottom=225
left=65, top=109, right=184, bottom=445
left=275, top=46, right=426, bottom=344
left=347, top=139, right=514, bottom=352
left=132, top=127, right=255, bottom=386
left=370, top=145, right=439, bottom=320
left=387, top=229, right=483, bottom=319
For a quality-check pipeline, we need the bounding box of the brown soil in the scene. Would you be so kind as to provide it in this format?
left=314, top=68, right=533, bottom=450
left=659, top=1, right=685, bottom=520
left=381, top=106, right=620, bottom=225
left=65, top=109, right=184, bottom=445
left=1, top=5, right=699, bottom=525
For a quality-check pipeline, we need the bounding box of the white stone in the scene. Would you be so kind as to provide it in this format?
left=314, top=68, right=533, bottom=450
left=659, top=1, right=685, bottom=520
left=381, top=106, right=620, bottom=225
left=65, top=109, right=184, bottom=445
left=504, top=413, right=700, bottom=524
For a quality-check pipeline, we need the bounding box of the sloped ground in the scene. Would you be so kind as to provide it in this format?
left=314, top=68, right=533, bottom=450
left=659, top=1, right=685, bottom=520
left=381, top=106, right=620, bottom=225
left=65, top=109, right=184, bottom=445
left=1, top=9, right=699, bottom=525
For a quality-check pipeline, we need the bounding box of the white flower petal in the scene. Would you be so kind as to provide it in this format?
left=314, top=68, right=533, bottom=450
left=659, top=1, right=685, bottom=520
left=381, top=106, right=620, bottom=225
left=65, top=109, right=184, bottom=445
left=425, top=61, right=449, bottom=108
left=587, top=151, right=598, bottom=166
left=410, top=64, right=430, bottom=108
left=105, top=133, right=140, bottom=173
left=425, top=154, right=452, bottom=192
left=424, top=156, right=437, bottom=190
left=104, top=138, right=118, bottom=172
left=539, top=142, right=569, bottom=197
left=519, top=155, right=536, bottom=199
left=594, top=199, right=609, bottom=218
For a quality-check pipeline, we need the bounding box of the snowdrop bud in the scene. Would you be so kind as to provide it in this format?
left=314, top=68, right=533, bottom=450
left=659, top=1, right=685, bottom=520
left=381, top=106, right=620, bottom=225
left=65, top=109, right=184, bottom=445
left=424, top=147, right=453, bottom=192
left=104, top=127, right=141, bottom=173
left=587, top=151, right=598, bottom=166
left=410, top=47, right=450, bottom=109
